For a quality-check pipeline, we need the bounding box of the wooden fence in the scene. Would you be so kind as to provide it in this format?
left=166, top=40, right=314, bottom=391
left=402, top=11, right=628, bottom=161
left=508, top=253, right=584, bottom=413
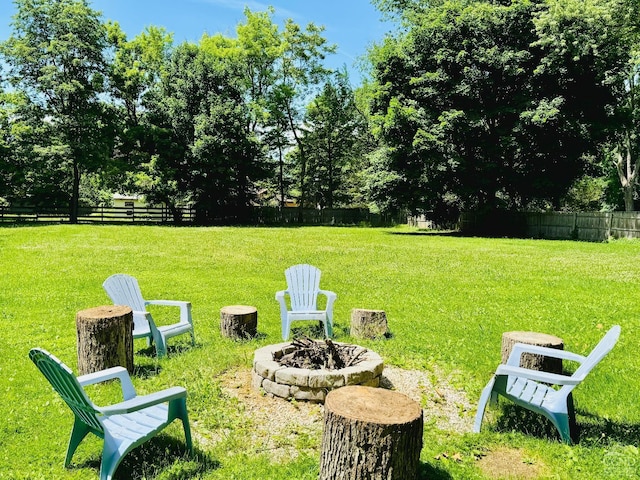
left=0, top=205, right=195, bottom=224
left=459, top=211, right=640, bottom=241
left=0, top=205, right=401, bottom=227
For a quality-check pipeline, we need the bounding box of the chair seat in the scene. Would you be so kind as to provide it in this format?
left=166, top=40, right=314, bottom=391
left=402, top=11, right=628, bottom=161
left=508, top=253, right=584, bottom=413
left=102, top=404, right=169, bottom=442
left=505, top=375, right=557, bottom=407
left=157, top=322, right=193, bottom=336
left=288, top=310, right=327, bottom=319
left=133, top=325, right=152, bottom=339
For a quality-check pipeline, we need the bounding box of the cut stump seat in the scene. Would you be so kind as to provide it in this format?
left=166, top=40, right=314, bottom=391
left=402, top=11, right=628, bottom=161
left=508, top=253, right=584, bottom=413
left=220, top=305, right=257, bottom=339
left=501, top=331, right=564, bottom=374
left=76, top=305, right=133, bottom=375
left=319, top=385, right=423, bottom=480
left=350, top=308, right=389, bottom=339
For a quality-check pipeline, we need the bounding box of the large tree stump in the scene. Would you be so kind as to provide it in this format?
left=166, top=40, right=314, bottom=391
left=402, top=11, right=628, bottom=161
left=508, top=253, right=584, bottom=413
left=501, top=331, right=564, bottom=374
left=320, top=385, right=423, bottom=480
left=220, top=305, right=257, bottom=339
left=76, top=305, right=133, bottom=375
left=350, top=309, right=389, bottom=339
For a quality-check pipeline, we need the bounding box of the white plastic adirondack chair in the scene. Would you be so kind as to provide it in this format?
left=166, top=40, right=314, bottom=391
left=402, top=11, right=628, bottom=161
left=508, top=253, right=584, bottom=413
left=275, top=264, right=337, bottom=340
left=29, top=348, right=193, bottom=480
left=474, top=325, right=621, bottom=444
left=103, top=274, right=195, bottom=357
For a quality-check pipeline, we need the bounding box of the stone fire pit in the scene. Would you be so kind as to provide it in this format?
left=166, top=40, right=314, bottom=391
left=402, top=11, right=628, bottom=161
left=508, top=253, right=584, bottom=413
left=252, top=342, right=384, bottom=403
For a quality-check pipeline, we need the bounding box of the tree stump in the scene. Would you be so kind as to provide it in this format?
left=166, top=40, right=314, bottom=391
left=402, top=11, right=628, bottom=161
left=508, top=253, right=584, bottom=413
left=76, top=305, right=133, bottom=375
left=350, top=309, right=389, bottom=339
left=501, top=331, right=564, bottom=374
left=220, top=305, right=257, bottom=339
left=320, top=385, right=423, bottom=480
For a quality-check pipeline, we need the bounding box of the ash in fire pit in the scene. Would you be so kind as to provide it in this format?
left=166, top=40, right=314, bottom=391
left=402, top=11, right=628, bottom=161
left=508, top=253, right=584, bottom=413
left=253, top=340, right=384, bottom=403
left=274, top=337, right=366, bottom=370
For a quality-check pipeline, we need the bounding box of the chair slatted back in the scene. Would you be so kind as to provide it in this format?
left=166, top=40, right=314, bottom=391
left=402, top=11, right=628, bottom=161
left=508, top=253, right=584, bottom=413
left=285, top=264, right=321, bottom=311
left=103, top=274, right=146, bottom=311
left=103, top=274, right=149, bottom=331
left=572, top=325, right=621, bottom=381
left=29, top=348, right=104, bottom=433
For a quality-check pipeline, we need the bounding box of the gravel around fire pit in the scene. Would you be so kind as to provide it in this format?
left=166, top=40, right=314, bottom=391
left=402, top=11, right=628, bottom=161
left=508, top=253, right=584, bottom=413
left=200, top=365, right=475, bottom=462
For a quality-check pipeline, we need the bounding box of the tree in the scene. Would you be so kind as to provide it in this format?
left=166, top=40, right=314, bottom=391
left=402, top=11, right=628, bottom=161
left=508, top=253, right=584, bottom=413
left=368, top=0, right=618, bottom=217
left=272, top=19, right=335, bottom=219
left=303, top=71, right=366, bottom=208
left=142, top=42, right=263, bottom=224
left=104, top=23, right=173, bottom=197
left=1, top=0, right=112, bottom=222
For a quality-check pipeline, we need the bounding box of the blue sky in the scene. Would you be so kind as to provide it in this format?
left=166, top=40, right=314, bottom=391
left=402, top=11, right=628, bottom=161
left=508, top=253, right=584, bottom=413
left=0, top=0, right=393, bottom=84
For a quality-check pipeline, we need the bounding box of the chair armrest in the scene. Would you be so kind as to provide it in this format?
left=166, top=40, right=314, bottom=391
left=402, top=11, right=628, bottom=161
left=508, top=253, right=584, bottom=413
left=495, top=364, right=581, bottom=385
left=145, top=300, right=192, bottom=324
left=99, top=386, right=187, bottom=415
left=77, top=367, right=137, bottom=400
left=275, top=290, right=288, bottom=301
left=318, top=289, right=337, bottom=301
left=507, top=342, right=587, bottom=367
left=146, top=300, right=191, bottom=308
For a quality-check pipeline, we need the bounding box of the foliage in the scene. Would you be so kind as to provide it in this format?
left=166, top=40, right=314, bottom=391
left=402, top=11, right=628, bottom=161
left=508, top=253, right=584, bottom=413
left=301, top=71, right=368, bottom=208
left=141, top=42, right=263, bottom=224
left=0, top=0, right=113, bottom=220
left=1, top=225, right=640, bottom=479
left=368, top=0, right=624, bottom=216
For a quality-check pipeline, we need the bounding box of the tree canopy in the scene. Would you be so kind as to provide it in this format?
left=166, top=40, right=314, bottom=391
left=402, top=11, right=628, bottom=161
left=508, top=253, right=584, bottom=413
left=2, top=0, right=640, bottom=224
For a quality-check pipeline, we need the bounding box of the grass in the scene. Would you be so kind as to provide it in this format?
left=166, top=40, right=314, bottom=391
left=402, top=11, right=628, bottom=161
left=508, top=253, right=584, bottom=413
left=1, top=224, right=640, bottom=479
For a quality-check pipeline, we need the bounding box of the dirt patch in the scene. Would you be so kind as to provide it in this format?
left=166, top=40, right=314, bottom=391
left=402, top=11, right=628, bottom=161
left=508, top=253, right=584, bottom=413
left=204, top=364, right=475, bottom=461
left=476, top=447, right=544, bottom=479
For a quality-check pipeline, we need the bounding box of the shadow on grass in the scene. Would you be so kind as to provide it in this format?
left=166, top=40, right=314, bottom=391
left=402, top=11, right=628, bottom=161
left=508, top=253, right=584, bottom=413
left=418, top=460, right=453, bottom=479
left=72, top=436, right=220, bottom=480
left=492, top=404, right=640, bottom=445
left=578, top=410, right=640, bottom=445
left=493, top=404, right=563, bottom=442
left=386, top=230, right=462, bottom=237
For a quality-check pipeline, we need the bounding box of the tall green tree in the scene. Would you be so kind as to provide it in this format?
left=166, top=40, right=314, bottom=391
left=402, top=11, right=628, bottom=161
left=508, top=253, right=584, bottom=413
left=1, top=0, right=112, bottom=222
left=368, top=0, right=618, bottom=217
left=142, top=42, right=263, bottom=224
left=104, top=23, right=173, bottom=195
left=201, top=9, right=335, bottom=214
left=302, top=71, right=366, bottom=208
left=273, top=19, right=335, bottom=218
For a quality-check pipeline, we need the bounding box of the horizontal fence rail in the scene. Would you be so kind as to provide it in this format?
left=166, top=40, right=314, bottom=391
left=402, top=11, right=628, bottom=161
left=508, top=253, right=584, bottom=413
left=459, top=211, right=640, bottom=242
left=0, top=205, right=403, bottom=227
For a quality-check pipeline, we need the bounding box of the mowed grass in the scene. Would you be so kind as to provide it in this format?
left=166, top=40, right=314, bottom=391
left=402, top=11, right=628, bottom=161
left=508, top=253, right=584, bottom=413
left=1, top=224, right=640, bottom=479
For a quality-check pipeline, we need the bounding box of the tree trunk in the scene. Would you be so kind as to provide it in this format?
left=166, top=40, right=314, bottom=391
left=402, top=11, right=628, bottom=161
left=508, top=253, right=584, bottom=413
left=501, top=331, right=564, bottom=374
left=70, top=159, right=80, bottom=224
left=76, top=305, right=134, bottom=375
left=220, top=305, right=258, bottom=339
left=319, top=385, right=423, bottom=480
left=615, top=132, right=639, bottom=212
left=350, top=309, right=389, bottom=339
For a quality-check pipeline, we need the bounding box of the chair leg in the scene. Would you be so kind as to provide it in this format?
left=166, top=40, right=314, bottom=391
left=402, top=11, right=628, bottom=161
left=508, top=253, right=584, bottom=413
left=553, top=393, right=578, bottom=444
left=324, top=317, right=333, bottom=338
left=100, top=435, right=125, bottom=480
left=65, top=418, right=91, bottom=467
left=169, top=397, right=193, bottom=454
left=473, top=376, right=496, bottom=433
left=154, top=334, right=168, bottom=357
left=282, top=318, right=291, bottom=341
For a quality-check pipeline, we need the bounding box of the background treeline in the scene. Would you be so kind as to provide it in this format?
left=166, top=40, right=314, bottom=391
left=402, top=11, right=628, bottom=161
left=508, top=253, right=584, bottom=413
left=1, top=0, right=639, bottom=225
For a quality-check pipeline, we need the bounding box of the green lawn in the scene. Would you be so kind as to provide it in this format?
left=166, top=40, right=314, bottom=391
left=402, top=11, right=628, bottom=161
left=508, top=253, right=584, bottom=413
left=1, top=224, right=639, bottom=479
